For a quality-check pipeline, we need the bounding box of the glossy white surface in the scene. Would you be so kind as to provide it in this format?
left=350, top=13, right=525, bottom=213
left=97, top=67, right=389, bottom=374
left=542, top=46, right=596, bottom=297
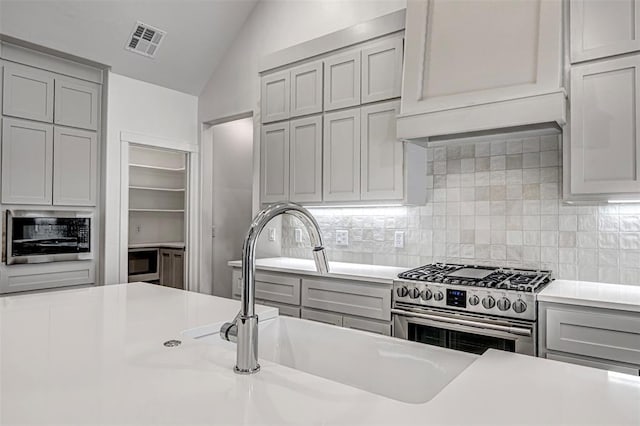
left=539, top=280, right=640, bottom=313
left=228, top=256, right=407, bottom=284
left=187, top=316, right=477, bottom=403
left=2, top=283, right=640, bottom=425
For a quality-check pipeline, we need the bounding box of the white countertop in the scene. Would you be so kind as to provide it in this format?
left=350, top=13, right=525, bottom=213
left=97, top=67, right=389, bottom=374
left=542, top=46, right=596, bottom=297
left=129, top=241, right=186, bottom=249
left=539, top=279, right=640, bottom=313
left=2, top=283, right=639, bottom=425
left=228, top=257, right=407, bottom=284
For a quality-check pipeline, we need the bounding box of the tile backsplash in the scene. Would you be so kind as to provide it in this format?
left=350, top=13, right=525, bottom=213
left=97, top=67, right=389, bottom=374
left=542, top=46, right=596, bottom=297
left=281, top=133, right=640, bottom=285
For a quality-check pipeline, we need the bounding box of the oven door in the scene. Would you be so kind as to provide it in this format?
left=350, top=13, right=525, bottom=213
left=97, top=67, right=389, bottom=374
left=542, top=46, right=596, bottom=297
left=392, top=306, right=535, bottom=356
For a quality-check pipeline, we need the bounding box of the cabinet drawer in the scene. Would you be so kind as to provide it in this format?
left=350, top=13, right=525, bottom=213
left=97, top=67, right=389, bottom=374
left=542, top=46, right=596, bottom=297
left=546, top=307, right=640, bottom=366
left=301, top=308, right=343, bottom=327
left=1, top=261, right=95, bottom=294
left=301, top=278, right=391, bottom=321
left=258, top=300, right=300, bottom=318
left=342, top=315, right=391, bottom=336
left=546, top=352, right=640, bottom=376
left=232, top=270, right=301, bottom=305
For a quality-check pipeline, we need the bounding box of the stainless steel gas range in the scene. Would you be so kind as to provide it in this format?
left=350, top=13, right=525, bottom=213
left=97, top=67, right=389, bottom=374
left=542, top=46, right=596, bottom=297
left=392, top=263, right=552, bottom=356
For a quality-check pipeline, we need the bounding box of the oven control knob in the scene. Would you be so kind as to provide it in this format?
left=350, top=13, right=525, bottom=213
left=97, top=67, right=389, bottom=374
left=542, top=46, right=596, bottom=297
left=409, top=287, right=421, bottom=299
left=497, top=297, right=511, bottom=311
left=396, top=286, right=409, bottom=298
left=433, top=291, right=444, bottom=301
left=420, top=288, right=433, bottom=301
left=512, top=299, right=527, bottom=314
left=482, top=296, right=495, bottom=309
left=468, top=295, right=480, bottom=306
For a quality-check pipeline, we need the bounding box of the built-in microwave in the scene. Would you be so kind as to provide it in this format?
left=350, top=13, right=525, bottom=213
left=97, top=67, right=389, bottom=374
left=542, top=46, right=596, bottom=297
left=6, top=210, right=93, bottom=265
left=128, top=248, right=160, bottom=282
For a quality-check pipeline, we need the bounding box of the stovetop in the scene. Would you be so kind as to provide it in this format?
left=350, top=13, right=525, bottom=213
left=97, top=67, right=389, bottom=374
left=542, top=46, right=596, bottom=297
left=397, top=263, right=552, bottom=293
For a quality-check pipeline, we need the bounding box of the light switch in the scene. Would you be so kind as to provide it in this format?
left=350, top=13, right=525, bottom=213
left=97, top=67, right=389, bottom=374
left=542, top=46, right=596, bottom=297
left=336, top=230, right=349, bottom=246
left=268, top=227, right=276, bottom=242
left=394, top=231, right=404, bottom=248
left=294, top=228, right=303, bottom=243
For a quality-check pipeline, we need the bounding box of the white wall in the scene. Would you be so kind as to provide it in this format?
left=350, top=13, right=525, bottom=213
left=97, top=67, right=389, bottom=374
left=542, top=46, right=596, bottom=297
left=198, top=0, right=406, bottom=122
left=104, top=72, right=198, bottom=284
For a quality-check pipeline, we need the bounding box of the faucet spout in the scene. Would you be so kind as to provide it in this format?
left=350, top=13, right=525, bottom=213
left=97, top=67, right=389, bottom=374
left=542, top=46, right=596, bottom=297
left=220, top=202, right=329, bottom=374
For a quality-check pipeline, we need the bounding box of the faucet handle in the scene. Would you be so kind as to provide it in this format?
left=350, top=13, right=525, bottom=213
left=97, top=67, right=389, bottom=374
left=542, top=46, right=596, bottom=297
left=220, top=311, right=240, bottom=342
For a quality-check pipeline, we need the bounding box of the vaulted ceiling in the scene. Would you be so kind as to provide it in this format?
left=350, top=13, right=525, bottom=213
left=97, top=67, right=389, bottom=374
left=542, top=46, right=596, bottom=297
left=0, top=0, right=259, bottom=95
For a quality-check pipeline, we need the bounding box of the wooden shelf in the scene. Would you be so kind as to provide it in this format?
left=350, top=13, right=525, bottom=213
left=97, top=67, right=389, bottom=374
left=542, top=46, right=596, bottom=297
left=129, top=186, right=185, bottom=192
left=129, top=163, right=185, bottom=172
left=129, top=209, right=185, bottom=213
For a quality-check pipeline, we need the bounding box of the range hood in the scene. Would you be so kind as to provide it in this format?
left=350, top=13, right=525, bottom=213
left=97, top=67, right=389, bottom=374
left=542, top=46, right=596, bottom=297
left=397, top=0, right=566, bottom=143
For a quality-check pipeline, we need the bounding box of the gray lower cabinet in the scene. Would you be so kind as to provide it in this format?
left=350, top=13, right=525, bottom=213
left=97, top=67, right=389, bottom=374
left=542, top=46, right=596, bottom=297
left=539, top=302, right=640, bottom=375
left=159, top=249, right=184, bottom=289
left=229, top=267, right=392, bottom=334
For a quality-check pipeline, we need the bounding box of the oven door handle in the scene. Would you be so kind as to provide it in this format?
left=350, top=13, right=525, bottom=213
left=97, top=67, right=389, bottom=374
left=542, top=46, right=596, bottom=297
left=391, top=308, right=532, bottom=337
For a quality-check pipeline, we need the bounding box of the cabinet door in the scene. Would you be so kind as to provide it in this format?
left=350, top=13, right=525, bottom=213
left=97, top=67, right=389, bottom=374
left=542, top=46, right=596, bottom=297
left=159, top=250, right=173, bottom=287
left=172, top=251, right=184, bottom=289
left=323, top=50, right=361, bottom=111
left=53, top=127, right=98, bottom=206
left=1, top=118, right=53, bottom=204
left=301, top=308, right=343, bottom=327
left=260, top=122, right=290, bottom=203
left=261, top=70, right=290, bottom=123
left=571, top=0, right=640, bottom=63
left=290, top=61, right=323, bottom=118
left=290, top=115, right=322, bottom=203
left=361, top=37, right=403, bottom=104
left=361, top=101, right=403, bottom=201
left=2, top=63, right=54, bottom=122
left=323, top=108, right=360, bottom=201
left=54, top=78, right=100, bottom=130
left=570, top=56, right=640, bottom=194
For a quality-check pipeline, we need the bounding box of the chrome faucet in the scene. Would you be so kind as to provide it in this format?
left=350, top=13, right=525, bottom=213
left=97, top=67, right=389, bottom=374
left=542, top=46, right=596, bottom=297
left=220, top=202, right=329, bottom=374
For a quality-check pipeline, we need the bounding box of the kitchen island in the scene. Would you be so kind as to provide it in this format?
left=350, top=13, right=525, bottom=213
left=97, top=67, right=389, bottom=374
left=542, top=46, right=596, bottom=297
left=1, top=283, right=638, bottom=425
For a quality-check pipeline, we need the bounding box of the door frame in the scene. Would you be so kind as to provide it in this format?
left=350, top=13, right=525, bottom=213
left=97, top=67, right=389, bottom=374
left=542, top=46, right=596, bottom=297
left=119, top=131, right=200, bottom=290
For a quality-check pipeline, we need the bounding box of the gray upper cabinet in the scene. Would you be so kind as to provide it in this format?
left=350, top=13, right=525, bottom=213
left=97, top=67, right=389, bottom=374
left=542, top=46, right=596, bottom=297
left=289, top=115, right=322, bottom=203
left=2, top=63, right=54, bottom=123
left=361, top=37, right=403, bottom=104
left=54, top=77, right=100, bottom=130
left=323, top=50, right=361, bottom=111
left=323, top=108, right=361, bottom=202
left=290, top=61, right=323, bottom=118
left=1, top=118, right=53, bottom=204
left=569, top=55, right=640, bottom=195
left=260, top=122, right=290, bottom=202
left=570, top=0, right=640, bottom=63
left=261, top=70, right=290, bottom=123
left=361, top=101, right=403, bottom=201
left=53, top=127, right=98, bottom=206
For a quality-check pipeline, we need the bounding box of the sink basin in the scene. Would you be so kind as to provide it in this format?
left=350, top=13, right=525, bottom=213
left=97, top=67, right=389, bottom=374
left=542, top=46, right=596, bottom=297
left=184, top=316, right=477, bottom=403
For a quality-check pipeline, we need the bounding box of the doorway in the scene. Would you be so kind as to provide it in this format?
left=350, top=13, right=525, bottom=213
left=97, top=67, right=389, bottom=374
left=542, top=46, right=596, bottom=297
left=201, top=117, right=254, bottom=297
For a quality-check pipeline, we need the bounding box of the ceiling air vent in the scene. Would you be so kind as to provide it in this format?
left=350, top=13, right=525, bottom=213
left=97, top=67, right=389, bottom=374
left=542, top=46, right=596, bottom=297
left=125, top=21, right=166, bottom=58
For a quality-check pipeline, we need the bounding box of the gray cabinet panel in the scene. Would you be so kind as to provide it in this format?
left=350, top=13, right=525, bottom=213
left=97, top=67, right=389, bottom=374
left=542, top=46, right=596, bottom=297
left=159, top=249, right=184, bottom=289
left=259, top=300, right=300, bottom=318
left=290, top=61, right=323, bottom=118
left=1, top=118, right=53, bottom=204
left=546, top=352, right=640, bottom=376
left=2, top=261, right=95, bottom=294
left=342, top=315, right=391, bottom=336
left=545, top=306, right=640, bottom=366
left=2, top=63, right=54, bottom=122
left=54, top=78, right=100, bottom=130
left=301, top=307, right=343, bottom=327
left=290, top=115, right=322, bottom=203
left=323, top=50, right=361, bottom=111
left=53, top=127, right=98, bottom=206
left=232, top=270, right=301, bottom=305
left=261, top=70, right=290, bottom=123
left=260, top=122, right=290, bottom=203
left=361, top=37, right=403, bottom=104
left=322, top=108, right=361, bottom=202
left=301, top=278, right=391, bottom=321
